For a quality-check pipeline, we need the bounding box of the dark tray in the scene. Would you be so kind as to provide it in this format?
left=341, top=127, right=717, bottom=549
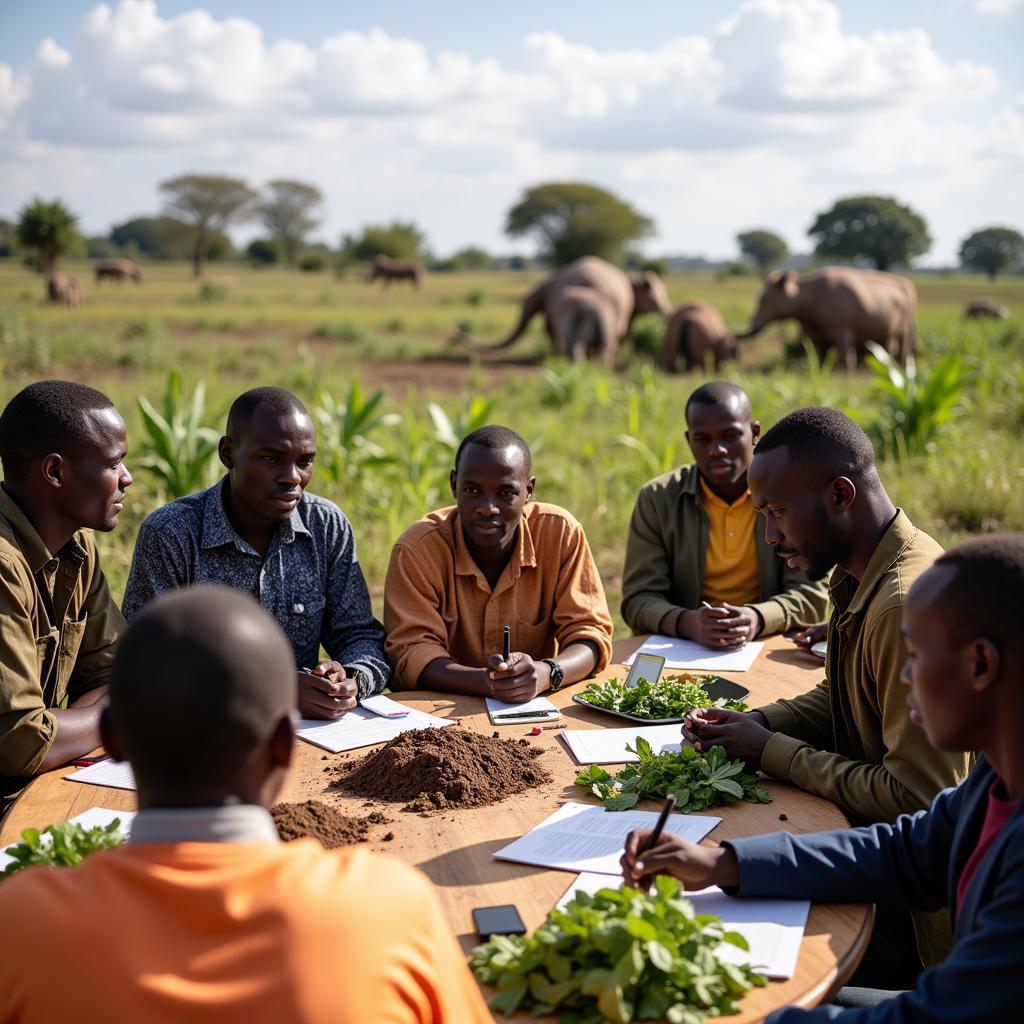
left=571, top=675, right=750, bottom=725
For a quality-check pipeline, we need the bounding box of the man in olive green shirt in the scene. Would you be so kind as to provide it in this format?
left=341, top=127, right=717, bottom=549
left=682, top=406, right=970, bottom=987
left=0, top=381, right=132, bottom=814
left=622, top=382, right=828, bottom=645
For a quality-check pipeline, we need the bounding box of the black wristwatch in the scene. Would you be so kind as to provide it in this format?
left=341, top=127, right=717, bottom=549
left=542, top=658, right=565, bottom=691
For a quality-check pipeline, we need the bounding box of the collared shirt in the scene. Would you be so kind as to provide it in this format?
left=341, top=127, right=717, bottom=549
left=129, top=804, right=280, bottom=844
left=0, top=485, right=123, bottom=808
left=122, top=480, right=388, bottom=698
left=384, top=501, right=614, bottom=688
left=621, top=463, right=829, bottom=635
left=698, top=476, right=760, bottom=606
left=758, top=510, right=971, bottom=824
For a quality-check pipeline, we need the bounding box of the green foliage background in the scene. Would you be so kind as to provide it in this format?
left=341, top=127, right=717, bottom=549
left=1, top=260, right=1022, bottom=637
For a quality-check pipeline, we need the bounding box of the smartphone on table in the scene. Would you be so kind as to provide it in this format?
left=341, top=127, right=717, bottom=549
left=473, top=904, right=527, bottom=938
left=624, top=653, right=666, bottom=690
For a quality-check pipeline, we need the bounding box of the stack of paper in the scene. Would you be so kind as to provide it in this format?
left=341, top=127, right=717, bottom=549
left=561, top=724, right=683, bottom=765
left=0, top=807, right=136, bottom=871
left=558, top=872, right=810, bottom=979
left=65, top=759, right=137, bottom=790
left=485, top=695, right=559, bottom=718
left=296, top=705, right=453, bottom=754
left=493, top=801, right=720, bottom=875
left=625, top=635, right=764, bottom=672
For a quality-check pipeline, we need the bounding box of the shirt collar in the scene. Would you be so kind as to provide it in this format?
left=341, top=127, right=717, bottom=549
left=698, top=474, right=751, bottom=509
left=0, top=483, right=86, bottom=574
left=451, top=503, right=538, bottom=587
left=128, top=805, right=280, bottom=844
left=201, top=477, right=310, bottom=552
left=830, top=508, right=917, bottom=616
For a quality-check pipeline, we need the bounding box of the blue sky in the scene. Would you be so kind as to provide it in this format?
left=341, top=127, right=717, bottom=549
left=1, top=0, right=1022, bottom=262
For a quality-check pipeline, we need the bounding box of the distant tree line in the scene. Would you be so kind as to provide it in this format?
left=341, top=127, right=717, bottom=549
left=6, top=179, right=1024, bottom=280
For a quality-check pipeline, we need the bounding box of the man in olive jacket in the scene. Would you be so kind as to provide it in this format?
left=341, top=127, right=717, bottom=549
left=682, top=406, right=971, bottom=988
left=621, top=382, right=828, bottom=646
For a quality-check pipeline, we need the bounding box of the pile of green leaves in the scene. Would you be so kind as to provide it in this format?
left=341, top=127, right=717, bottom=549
left=577, top=675, right=746, bottom=721
left=576, top=741, right=772, bottom=812
left=471, top=874, right=766, bottom=1023
left=1, top=820, right=125, bottom=879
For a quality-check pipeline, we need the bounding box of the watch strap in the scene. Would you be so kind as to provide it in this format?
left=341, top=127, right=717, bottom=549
left=542, top=658, right=565, bottom=691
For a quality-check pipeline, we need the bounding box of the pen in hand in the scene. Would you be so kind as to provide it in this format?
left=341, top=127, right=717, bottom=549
left=503, top=624, right=511, bottom=663
left=640, top=793, right=677, bottom=854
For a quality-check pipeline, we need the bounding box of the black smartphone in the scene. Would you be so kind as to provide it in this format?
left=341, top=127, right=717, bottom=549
left=472, top=903, right=527, bottom=938
left=703, top=675, right=750, bottom=702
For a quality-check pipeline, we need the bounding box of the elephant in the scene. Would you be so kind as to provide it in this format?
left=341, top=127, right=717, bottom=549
left=95, top=258, right=143, bottom=283
left=457, top=256, right=672, bottom=365
left=737, top=267, right=918, bottom=368
left=367, top=256, right=425, bottom=288
left=965, top=298, right=1009, bottom=320
left=47, top=273, right=83, bottom=309
left=663, top=302, right=737, bottom=372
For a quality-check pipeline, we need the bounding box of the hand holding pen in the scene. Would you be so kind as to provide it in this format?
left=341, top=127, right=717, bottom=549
left=486, top=623, right=543, bottom=703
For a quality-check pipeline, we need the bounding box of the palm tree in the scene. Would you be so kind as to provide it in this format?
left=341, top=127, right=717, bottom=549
left=16, top=198, right=81, bottom=275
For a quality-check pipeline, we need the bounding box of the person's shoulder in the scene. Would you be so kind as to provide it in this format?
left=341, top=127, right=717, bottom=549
left=638, top=464, right=695, bottom=501
left=138, top=489, right=208, bottom=536
left=391, top=507, right=458, bottom=553
left=869, top=519, right=945, bottom=619
left=526, top=500, right=585, bottom=534
left=296, top=490, right=352, bottom=536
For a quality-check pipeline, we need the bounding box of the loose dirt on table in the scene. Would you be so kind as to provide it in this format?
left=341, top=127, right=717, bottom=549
left=271, top=800, right=390, bottom=848
left=327, top=727, right=551, bottom=812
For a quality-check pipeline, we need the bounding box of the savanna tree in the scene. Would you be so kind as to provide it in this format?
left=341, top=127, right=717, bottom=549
left=737, top=229, right=788, bottom=275
left=809, top=195, right=931, bottom=271
left=16, top=198, right=81, bottom=275
left=258, top=180, right=324, bottom=268
left=160, top=174, right=257, bottom=277
left=959, top=226, right=1024, bottom=280
left=505, top=182, right=654, bottom=267
left=339, top=221, right=426, bottom=263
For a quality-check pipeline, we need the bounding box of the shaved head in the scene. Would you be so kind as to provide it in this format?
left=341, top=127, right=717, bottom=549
left=684, top=381, right=751, bottom=425
left=226, top=387, right=309, bottom=439
left=107, top=586, right=297, bottom=799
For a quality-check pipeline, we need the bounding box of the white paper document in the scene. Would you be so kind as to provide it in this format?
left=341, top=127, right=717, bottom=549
left=65, top=759, right=137, bottom=790
left=296, top=706, right=453, bottom=754
left=625, top=635, right=764, bottom=672
left=493, top=801, right=720, bottom=875
left=562, top=724, right=683, bottom=765
left=1, top=807, right=136, bottom=871
left=485, top=695, right=559, bottom=716
left=558, top=872, right=809, bottom=979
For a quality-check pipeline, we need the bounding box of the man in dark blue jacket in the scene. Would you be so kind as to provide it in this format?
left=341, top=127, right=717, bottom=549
left=623, top=533, right=1024, bottom=1022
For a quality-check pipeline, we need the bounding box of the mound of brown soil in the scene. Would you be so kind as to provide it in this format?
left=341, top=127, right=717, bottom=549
left=328, top=727, right=551, bottom=812
left=271, top=800, right=389, bottom=848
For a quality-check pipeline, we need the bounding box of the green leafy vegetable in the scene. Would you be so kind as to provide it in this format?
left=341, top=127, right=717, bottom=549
left=1, top=820, right=125, bottom=879
left=577, top=674, right=747, bottom=720
left=576, top=743, right=772, bottom=812
left=471, top=874, right=766, bottom=1022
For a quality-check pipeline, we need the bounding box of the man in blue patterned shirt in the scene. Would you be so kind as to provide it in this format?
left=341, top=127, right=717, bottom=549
left=123, top=387, right=388, bottom=718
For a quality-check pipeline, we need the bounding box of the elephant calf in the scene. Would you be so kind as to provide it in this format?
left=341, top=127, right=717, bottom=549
left=549, top=286, right=619, bottom=365
left=965, top=298, right=1009, bottom=320
left=47, top=273, right=83, bottom=309
left=663, top=302, right=737, bottom=373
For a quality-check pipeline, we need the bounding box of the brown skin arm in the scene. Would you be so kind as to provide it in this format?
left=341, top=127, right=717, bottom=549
left=621, top=828, right=740, bottom=891
left=682, top=706, right=772, bottom=769
left=297, top=661, right=358, bottom=720
left=420, top=640, right=599, bottom=703
left=660, top=605, right=761, bottom=648
left=37, top=685, right=108, bottom=772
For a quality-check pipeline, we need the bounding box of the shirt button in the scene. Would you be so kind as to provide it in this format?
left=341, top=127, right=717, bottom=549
left=292, top=602, right=305, bottom=613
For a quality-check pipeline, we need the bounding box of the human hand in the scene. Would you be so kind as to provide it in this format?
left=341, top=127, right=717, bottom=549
left=678, top=604, right=755, bottom=648
left=486, top=652, right=546, bottom=702
left=789, top=623, right=828, bottom=651
left=621, top=829, right=740, bottom=892
left=682, top=706, right=772, bottom=770
left=297, top=662, right=358, bottom=720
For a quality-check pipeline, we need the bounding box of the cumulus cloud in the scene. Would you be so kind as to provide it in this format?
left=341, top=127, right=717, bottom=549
left=969, top=0, right=1021, bottom=14
left=0, top=0, right=1018, bottom=262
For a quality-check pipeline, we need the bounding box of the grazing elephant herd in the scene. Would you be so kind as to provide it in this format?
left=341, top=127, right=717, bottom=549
left=43, top=255, right=1011, bottom=370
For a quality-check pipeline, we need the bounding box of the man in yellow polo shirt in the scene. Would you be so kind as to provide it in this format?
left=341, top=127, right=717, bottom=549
left=621, top=382, right=828, bottom=647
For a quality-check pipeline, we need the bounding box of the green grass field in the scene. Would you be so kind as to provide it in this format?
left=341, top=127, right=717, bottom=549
left=2, top=259, right=1022, bottom=635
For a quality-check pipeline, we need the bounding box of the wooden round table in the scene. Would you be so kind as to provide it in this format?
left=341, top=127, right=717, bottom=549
left=1, top=635, right=870, bottom=1023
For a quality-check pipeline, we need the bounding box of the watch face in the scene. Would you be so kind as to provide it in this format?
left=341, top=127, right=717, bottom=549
left=545, top=659, right=564, bottom=689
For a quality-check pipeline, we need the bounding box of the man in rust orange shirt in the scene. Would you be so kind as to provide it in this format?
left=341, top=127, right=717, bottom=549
left=0, top=586, right=493, bottom=1024
left=384, top=425, right=613, bottom=701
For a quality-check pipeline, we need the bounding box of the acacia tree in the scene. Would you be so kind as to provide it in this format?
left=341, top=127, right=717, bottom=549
left=959, top=226, right=1024, bottom=280
left=505, top=182, right=654, bottom=266
left=808, top=195, right=931, bottom=271
left=160, top=174, right=257, bottom=276
left=339, top=221, right=426, bottom=263
left=258, top=180, right=324, bottom=268
left=737, top=229, right=788, bottom=275
left=16, top=198, right=81, bottom=275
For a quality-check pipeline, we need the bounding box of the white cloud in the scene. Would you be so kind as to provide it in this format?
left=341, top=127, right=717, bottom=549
left=0, top=0, right=1018, bottom=264
left=969, top=0, right=1021, bottom=14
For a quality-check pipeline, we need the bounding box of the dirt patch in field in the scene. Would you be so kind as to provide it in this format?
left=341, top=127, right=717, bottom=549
left=271, top=799, right=390, bottom=848
left=327, top=727, right=551, bottom=812
left=359, top=356, right=540, bottom=396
